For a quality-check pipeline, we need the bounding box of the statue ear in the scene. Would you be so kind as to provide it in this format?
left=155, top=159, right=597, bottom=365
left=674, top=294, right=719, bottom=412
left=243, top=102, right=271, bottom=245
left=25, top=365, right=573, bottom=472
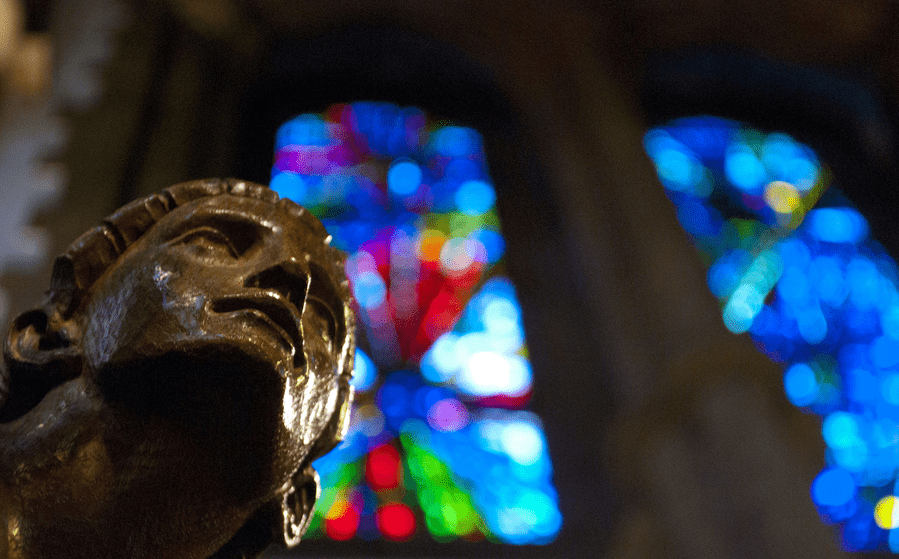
left=280, top=464, right=321, bottom=547
left=1, top=307, right=82, bottom=421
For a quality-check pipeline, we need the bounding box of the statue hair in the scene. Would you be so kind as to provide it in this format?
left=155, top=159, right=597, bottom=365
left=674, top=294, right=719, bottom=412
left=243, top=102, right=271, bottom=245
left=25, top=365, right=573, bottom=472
left=49, top=178, right=338, bottom=317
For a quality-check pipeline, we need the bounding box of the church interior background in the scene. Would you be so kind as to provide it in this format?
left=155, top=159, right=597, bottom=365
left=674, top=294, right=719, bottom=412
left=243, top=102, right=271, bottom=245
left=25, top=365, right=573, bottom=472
left=3, top=0, right=899, bottom=557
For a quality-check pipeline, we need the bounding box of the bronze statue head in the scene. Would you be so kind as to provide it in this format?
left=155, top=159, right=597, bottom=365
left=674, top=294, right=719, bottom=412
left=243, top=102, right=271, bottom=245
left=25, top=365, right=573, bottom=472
left=0, top=179, right=355, bottom=559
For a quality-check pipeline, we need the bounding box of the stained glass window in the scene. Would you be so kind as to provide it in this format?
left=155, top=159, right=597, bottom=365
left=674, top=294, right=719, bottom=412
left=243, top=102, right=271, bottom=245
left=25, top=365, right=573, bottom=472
left=270, top=102, right=561, bottom=544
left=645, top=116, right=899, bottom=552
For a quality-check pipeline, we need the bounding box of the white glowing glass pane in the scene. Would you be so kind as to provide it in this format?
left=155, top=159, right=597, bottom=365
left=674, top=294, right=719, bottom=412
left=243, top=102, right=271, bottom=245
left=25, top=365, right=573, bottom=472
left=500, top=421, right=545, bottom=465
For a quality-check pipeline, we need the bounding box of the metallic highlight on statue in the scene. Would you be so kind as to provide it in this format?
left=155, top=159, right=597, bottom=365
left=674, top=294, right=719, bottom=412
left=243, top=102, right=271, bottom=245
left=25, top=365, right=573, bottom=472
left=0, top=178, right=355, bottom=559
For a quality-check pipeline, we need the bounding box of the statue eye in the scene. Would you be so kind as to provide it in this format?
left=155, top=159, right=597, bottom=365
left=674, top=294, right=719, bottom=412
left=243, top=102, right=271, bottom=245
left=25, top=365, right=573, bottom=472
left=172, top=226, right=240, bottom=259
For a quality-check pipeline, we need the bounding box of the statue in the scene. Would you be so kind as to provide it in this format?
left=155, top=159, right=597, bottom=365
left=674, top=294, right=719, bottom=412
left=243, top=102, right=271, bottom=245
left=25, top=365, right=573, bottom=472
left=0, top=178, right=356, bottom=559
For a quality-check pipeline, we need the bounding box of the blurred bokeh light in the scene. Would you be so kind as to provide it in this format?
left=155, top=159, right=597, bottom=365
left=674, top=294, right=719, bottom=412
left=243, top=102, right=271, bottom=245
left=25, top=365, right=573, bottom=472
left=646, top=116, right=899, bottom=552
left=271, top=102, right=560, bottom=544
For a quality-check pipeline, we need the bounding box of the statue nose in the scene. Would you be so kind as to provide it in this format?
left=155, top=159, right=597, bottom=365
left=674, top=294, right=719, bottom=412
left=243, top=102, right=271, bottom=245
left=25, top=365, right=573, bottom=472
left=244, top=260, right=310, bottom=312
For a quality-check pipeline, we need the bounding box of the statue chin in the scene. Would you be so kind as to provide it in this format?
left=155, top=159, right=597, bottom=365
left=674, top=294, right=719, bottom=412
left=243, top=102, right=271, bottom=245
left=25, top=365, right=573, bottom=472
left=0, top=179, right=356, bottom=559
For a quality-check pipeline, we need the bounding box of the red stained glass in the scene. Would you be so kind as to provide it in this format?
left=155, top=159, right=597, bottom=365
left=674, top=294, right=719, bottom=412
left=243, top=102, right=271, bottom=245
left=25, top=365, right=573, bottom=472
left=377, top=502, right=416, bottom=542
left=347, top=236, right=482, bottom=362
left=366, top=443, right=402, bottom=491
left=325, top=503, right=360, bottom=541
left=474, top=390, right=533, bottom=409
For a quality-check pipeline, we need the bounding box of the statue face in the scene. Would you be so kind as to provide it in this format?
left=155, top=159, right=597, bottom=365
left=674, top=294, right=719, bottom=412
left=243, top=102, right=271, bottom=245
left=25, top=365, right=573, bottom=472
left=83, top=195, right=330, bottom=372
left=79, top=194, right=346, bottom=489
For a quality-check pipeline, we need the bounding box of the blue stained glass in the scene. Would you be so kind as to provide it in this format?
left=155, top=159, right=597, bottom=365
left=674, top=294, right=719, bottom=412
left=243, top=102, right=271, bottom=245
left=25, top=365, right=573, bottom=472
left=778, top=266, right=810, bottom=304
left=847, top=368, right=878, bottom=404
left=351, top=348, right=378, bottom=392
left=665, top=115, right=734, bottom=159
left=434, top=126, right=480, bottom=158
left=269, top=171, right=308, bottom=201
left=797, top=304, right=828, bottom=345
left=778, top=237, right=812, bottom=270
left=813, top=468, right=857, bottom=507
left=725, top=146, right=767, bottom=192
left=785, top=363, right=819, bottom=406
left=455, top=180, right=496, bottom=215
left=645, top=116, right=899, bottom=553
left=387, top=160, right=423, bottom=196
left=882, top=374, right=899, bottom=406
left=654, top=148, right=703, bottom=193
left=810, top=256, right=848, bottom=307
left=808, top=208, right=868, bottom=244
left=471, top=228, right=505, bottom=264
left=276, top=114, right=330, bottom=148
left=676, top=200, right=715, bottom=236
left=823, top=412, right=861, bottom=449
left=352, top=270, right=387, bottom=309
left=845, top=501, right=880, bottom=551
left=873, top=336, right=899, bottom=370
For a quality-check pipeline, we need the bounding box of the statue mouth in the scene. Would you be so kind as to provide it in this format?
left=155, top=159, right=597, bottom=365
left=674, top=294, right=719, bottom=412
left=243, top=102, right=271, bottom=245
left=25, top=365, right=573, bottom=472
left=210, top=292, right=304, bottom=368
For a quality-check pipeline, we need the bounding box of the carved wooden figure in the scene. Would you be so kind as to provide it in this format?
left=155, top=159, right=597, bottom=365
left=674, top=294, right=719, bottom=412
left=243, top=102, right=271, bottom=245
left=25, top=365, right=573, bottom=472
left=0, top=179, right=355, bottom=559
